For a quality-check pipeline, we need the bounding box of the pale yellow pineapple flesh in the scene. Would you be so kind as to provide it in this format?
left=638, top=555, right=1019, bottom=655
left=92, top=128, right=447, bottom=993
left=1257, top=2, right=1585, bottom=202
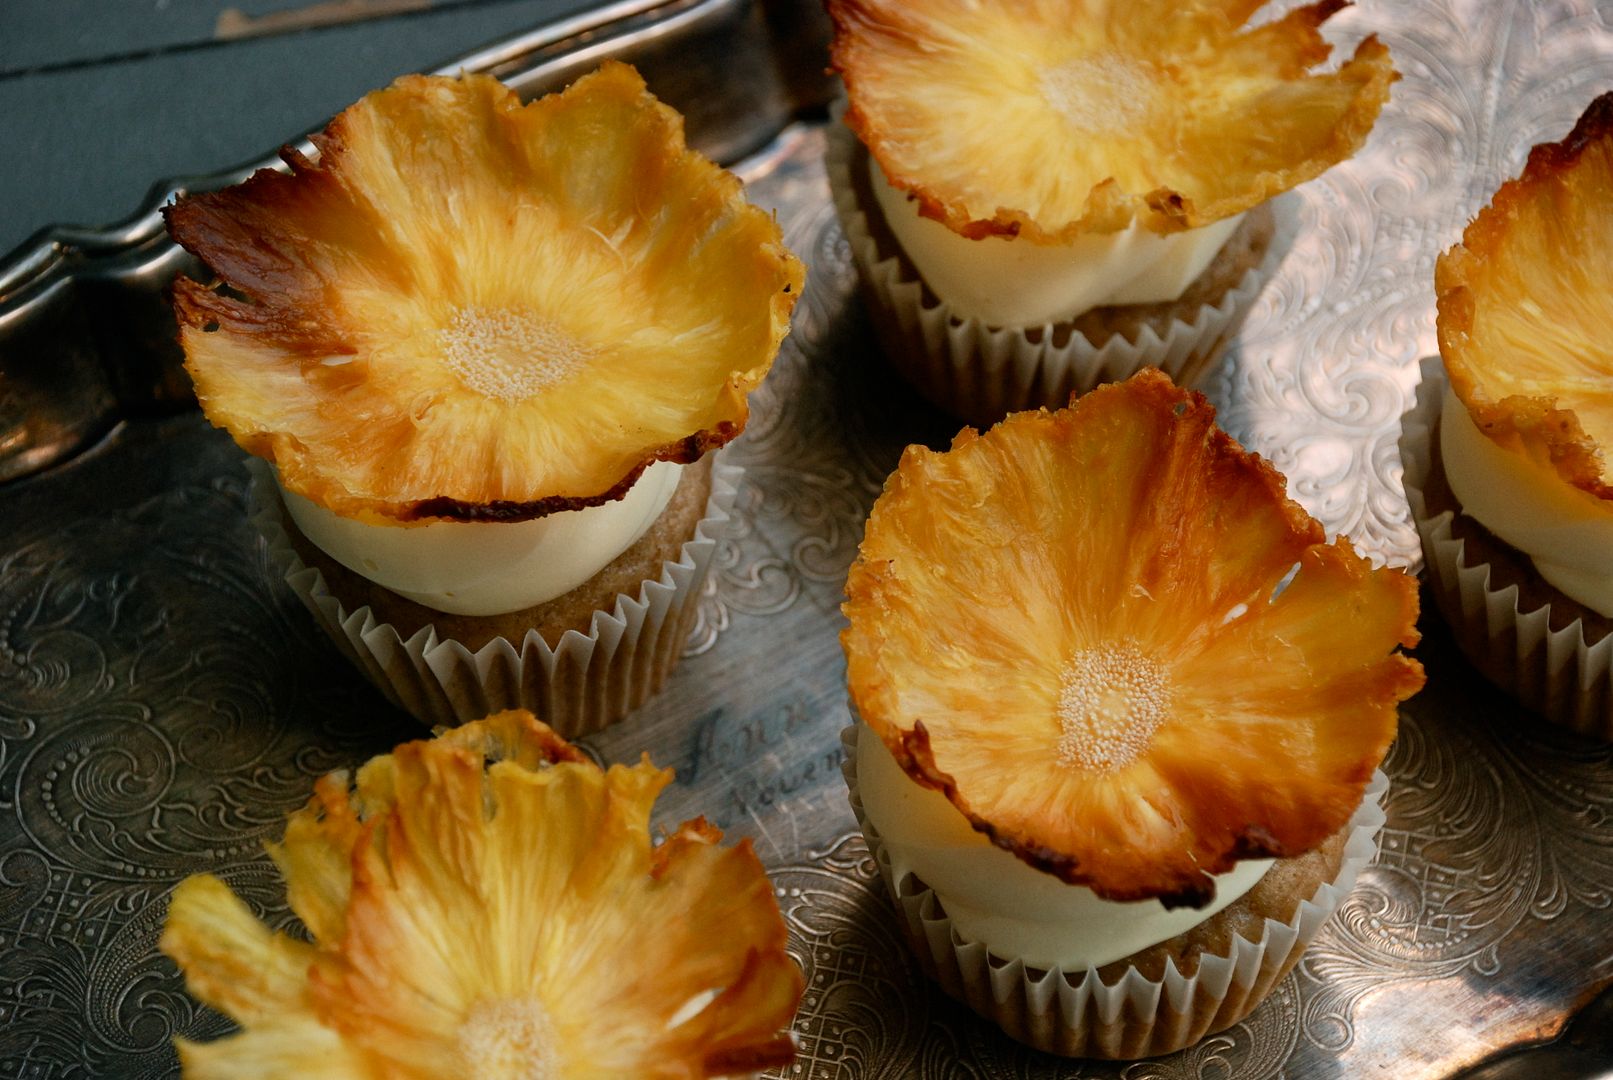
left=160, top=710, right=802, bottom=1079
left=841, top=371, right=1423, bottom=906
left=828, top=0, right=1397, bottom=240
left=1437, top=92, right=1613, bottom=500
left=167, top=63, right=803, bottom=523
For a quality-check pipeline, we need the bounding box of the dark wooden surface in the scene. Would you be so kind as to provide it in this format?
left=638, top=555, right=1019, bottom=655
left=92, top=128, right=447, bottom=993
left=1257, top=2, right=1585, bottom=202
left=0, top=0, right=594, bottom=258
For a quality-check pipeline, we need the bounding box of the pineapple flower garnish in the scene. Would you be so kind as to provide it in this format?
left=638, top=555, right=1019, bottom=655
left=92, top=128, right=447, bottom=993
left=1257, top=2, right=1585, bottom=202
left=166, top=63, right=803, bottom=525
left=827, top=0, right=1396, bottom=241
left=1436, top=91, right=1613, bottom=502
left=160, top=710, right=802, bottom=1079
left=842, top=370, right=1423, bottom=908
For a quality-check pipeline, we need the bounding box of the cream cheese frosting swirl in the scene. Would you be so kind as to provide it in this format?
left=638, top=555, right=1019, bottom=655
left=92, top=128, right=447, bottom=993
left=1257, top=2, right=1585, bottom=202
left=281, top=460, right=683, bottom=617
left=1440, top=391, right=1613, bottom=617
left=870, top=157, right=1244, bottom=329
left=855, top=724, right=1272, bottom=971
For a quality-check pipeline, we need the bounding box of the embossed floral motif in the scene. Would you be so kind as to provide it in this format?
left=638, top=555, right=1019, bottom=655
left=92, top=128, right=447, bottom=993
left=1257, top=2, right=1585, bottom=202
left=11, top=5, right=1613, bottom=1078
left=1219, top=0, right=1613, bottom=566
left=1296, top=660, right=1613, bottom=1056
left=1, top=467, right=404, bottom=1077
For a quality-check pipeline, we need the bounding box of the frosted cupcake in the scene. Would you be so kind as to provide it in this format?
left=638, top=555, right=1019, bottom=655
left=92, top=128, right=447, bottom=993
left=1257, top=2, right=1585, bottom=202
left=161, top=709, right=803, bottom=1076
left=165, top=63, right=804, bottom=733
left=842, top=370, right=1422, bottom=1057
left=1402, top=92, right=1613, bottom=739
left=825, top=0, right=1396, bottom=427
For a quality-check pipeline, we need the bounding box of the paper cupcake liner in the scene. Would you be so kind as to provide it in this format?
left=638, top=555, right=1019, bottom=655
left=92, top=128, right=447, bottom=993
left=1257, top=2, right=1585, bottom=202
left=826, top=117, right=1294, bottom=428
left=247, top=457, right=739, bottom=736
left=840, top=724, right=1386, bottom=1060
left=1400, top=357, right=1613, bottom=739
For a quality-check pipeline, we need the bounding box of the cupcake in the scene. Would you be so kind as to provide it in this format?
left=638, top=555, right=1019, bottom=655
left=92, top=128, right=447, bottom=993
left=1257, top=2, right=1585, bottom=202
left=1402, top=92, right=1613, bottom=740
left=164, top=63, right=804, bottom=734
left=160, top=709, right=803, bottom=1077
left=841, top=370, right=1422, bottom=1058
left=824, top=0, right=1396, bottom=428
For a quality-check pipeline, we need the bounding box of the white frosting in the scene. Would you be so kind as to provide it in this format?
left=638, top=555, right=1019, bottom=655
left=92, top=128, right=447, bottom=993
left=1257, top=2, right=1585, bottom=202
left=281, top=460, right=683, bottom=617
left=1440, top=391, right=1613, bottom=618
left=870, top=157, right=1244, bottom=328
left=856, top=724, right=1272, bottom=971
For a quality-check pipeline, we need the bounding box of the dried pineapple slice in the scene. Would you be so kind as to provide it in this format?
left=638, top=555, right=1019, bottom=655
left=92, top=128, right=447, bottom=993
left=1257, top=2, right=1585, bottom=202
left=1437, top=92, right=1613, bottom=500
left=841, top=371, right=1422, bottom=907
left=827, top=0, right=1396, bottom=241
left=161, top=710, right=802, bottom=1078
left=167, top=63, right=803, bottom=524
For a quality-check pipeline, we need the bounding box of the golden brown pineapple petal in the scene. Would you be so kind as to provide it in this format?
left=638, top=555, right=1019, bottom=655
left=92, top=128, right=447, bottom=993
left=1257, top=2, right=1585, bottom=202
left=160, top=710, right=803, bottom=1079
left=168, top=63, right=804, bottom=523
left=842, top=371, right=1422, bottom=906
left=828, top=0, right=1396, bottom=240
left=1436, top=91, right=1613, bottom=500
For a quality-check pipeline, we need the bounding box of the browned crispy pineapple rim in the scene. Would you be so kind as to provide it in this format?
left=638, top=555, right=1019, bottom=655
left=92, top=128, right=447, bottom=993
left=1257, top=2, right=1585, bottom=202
left=166, top=62, right=804, bottom=524
left=841, top=371, right=1423, bottom=908
left=827, top=0, right=1397, bottom=242
left=160, top=709, right=802, bottom=1078
left=1436, top=91, right=1613, bottom=502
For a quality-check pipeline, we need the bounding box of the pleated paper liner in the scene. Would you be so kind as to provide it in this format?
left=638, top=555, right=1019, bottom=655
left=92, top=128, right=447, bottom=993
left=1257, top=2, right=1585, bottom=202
left=825, top=114, right=1294, bottom=429
left=1400, top=356, right=1613, bottom=739
left=841, top=724, right=1386, bottom=1059
left=247, top=455, right=739, bottom=736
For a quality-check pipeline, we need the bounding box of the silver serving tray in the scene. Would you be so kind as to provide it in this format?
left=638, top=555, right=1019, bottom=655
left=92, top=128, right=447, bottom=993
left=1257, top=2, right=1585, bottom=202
left=3, top=1, right=1612, bottom=1077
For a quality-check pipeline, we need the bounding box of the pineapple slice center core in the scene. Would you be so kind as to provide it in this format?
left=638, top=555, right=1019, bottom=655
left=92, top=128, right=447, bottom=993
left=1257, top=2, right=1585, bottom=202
left=1056, top=642, right=1171, bottom=773
left=1039, top=55, right=1153, bottom=135
left=440, top=306, right=595, bottom=401
left=456, top=997, right=558, bottom=1079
